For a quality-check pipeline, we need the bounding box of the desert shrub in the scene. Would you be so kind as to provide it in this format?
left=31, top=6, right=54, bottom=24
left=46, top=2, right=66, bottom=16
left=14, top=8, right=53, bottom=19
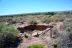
left=63, top=17, right=72, bottom=47
left=27, top=43, right=44, bottom=48
left=0, top=24, right=21, bottom=48
left=28, top=19, right=37, bottom=25
left=50, top=15, right=65, bottom=22
left=52, top=26, right=58, bottom=38
left=44, top=12, right=55, bottom=15
left=41, top=16, right=52, bottom=23
left=7, top=19, right=17, bottom=24
left=64, top=17, right=72, bottom=33
left=0, top=23, right=19, bottom=34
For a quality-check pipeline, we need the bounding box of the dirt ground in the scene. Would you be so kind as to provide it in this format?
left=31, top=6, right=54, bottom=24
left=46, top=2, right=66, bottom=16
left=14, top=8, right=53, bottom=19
left=17, top=22, right=64, bottom=48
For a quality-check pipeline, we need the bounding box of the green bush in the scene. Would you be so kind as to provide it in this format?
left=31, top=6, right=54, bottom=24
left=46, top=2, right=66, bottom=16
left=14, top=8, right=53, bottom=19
left=28, top=19, right=37, bottom=25
left=0, top=24, right=21, bottom=48
left=41, top=16, right=52, bottom=23
left=44, top=12, right=55, bottom=15
left=50, top=15, right=65, bottom=22
left=27, top=43, right=44, bottom=48
left=63, top=17, right=72, bottom=45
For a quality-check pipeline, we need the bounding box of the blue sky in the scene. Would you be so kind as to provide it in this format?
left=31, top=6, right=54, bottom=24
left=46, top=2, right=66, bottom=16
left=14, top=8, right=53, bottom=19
left=0, top=0, right=72, bottom=15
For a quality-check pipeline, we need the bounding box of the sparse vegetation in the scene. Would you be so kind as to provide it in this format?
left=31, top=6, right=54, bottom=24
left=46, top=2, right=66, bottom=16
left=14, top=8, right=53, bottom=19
left=50, top=15, right=65, bottom=22
left=41, top=15, right=52, bottom=23
left=0, top=11, right=72, bottom=48
left=27, top=43, right=44, bottom=48
left=44, top=12, right=55, bottom=15
left=28, top=18, right=38, bottom=25
left=0, top=23, right=21, bottom=48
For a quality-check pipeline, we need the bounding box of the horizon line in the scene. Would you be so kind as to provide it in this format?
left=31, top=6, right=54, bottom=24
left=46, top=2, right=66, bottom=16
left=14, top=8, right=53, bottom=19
left=0, top=10, right=72, bottom=16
